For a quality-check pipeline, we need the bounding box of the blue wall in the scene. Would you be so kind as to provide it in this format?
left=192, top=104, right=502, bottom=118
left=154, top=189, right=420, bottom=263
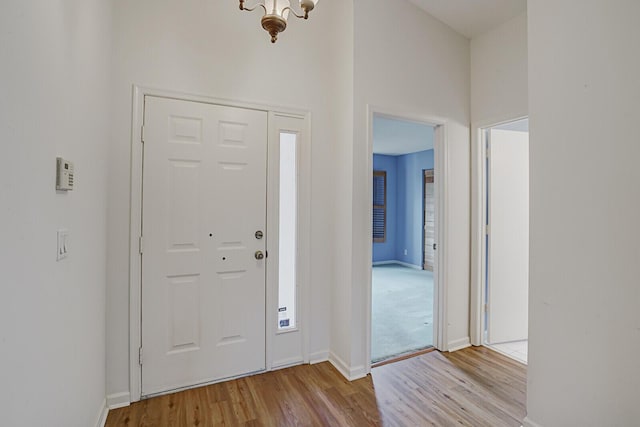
left=372, top=150, right=434, bottom=267
left=397, top=150, right=434, bottom=266
left=372, top=154, right=397, bottom=262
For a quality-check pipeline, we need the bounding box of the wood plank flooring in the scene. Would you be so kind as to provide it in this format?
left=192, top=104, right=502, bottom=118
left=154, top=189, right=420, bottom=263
left=106, top=346, right=526, bottom=426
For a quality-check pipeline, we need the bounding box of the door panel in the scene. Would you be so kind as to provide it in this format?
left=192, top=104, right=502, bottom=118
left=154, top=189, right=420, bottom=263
left=423, top=170, right=435, bottom=271
left=141, top=96, right=268, bottom=396
left=487, top=129, right=529, bottom=344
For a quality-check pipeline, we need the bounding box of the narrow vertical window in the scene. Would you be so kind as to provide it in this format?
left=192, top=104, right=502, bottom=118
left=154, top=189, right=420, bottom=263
left=373, top=171, right=387, bottom=242
left=278, top=132, right=297, bottom=331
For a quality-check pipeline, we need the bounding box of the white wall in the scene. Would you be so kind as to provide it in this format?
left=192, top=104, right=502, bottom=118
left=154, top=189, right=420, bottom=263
left=334, top=0, right=471, bottom=372
left=107, top=0, right=353, bottom=398
left=526, top=1, right=640, bottom=425
left=0, top=1, right=111, bottom=426
left=471, top=12, right=527, bottom=125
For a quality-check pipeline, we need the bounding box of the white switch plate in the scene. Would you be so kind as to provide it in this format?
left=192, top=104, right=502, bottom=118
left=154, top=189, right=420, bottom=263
left=57, top=229, right=69, bottom=261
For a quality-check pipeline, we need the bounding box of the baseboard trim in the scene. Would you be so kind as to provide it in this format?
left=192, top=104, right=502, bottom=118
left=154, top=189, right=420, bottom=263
left=271, top=357, right=304, bottom=370
left=349, top=364, right=367, bottom=381
left=372, top=260, right=422, bottom=270
left=328, top=352, right=367, bottom=381
left=309, top=350, right=329, bottom=364
left=448, top=337, right=471, bottom=352
left=372, top=260, right=397, bottom=266
left=95, top=398, right=108, bottom=427
left=522, top=416, right=543, bottom=427
left=328, top=351, right=350, bottom=380
left=107, top=392, right=131, bottom=410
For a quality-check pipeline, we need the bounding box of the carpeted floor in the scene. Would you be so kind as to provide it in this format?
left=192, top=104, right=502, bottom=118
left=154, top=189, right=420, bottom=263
left=371, top=263, right=434, bottom=363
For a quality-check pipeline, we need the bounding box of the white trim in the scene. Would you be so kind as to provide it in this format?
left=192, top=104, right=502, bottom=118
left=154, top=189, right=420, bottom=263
left=129, top=86, right=144, bottom=402
left=309, top=350, right=330, bottom=364
left=522, top=416, right=544, bottom=427
left=271, top=357, right=305, bottom=370
left=328, top=352, right=368, bottom=381
left=470, top=114, right=528, bottom=346
left=349, top=365, right=367, bottom=381
left=371, top=260, right=397, bottom=266
left=129, top=85, right=312, bottom=401
left=364, top=105, right=449, bottom=372
left=447, top=337, right=471, bottom=352
left=328, top=351, right=350, bottom=379
left=484, top=343, right=527, bottom=365
left=107, top=392, right=131, bottom=410
left=265, top=112, right=312, bottom=370
left=372, top=260, right=423, bottom=270
left=434, top=122, right=449, bottom=352
left=94, top=398, right=108, bottom=427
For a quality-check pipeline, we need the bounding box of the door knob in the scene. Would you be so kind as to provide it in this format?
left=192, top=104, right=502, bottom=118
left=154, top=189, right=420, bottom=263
left=255, top=251, right=264, bottom=260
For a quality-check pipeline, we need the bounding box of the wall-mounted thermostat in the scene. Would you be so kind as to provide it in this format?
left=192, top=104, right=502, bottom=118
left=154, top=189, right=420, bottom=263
left=56, top=157, right=74, bottom=191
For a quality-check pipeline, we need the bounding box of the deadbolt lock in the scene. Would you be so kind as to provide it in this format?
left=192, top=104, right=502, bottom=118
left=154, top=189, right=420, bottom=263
left=255, top=251, right=264, bottom=260
left=255, top=230, right=264, bottom=240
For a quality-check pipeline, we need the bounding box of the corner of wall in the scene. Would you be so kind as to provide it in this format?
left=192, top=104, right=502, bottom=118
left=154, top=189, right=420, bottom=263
left=309, top=350, right=330, bottom=364
left=328, top=351, right=367, bottom=382
left=94, top=399, right=109, bottom=427
left=447, top=337, right=471, bottom=352
left=106, top=392, right=131, bottom=410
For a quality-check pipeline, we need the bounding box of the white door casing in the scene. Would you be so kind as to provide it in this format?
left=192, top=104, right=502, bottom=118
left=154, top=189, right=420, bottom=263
left=487, top=128, right=529, bottom=344
left=141, top=96, right=268, bottom=396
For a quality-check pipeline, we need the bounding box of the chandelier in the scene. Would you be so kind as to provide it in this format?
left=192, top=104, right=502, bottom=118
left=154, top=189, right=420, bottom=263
left=239, top=0, right=319, bottom=43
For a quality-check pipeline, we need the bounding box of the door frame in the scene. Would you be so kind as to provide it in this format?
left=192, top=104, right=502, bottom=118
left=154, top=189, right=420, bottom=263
left=128, top=85, right=311, bottom=401
left=365, top=105, right=449, bottom=372
left=470, top=115, right=528, bottom=346
left=423, top=169, right=435, bottom=271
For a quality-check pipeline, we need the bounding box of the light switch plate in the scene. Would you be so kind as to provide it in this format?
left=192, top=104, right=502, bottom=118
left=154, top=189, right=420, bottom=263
left=57, top=229, right=69, bottom=261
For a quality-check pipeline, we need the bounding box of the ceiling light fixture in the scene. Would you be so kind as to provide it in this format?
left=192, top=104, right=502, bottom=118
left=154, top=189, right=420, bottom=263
left=239, top=0, right=319, bottom=43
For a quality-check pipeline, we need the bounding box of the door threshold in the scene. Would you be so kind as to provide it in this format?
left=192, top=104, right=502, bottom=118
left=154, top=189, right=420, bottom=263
left=372, top=347, right=436, bottom=368
left=142, top=368, right=266, bottom=400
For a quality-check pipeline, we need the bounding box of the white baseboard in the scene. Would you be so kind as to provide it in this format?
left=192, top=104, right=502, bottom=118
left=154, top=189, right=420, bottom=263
left=328, top=351, right=350, bottom=379
left=349, top=364, right=367, bottom=381
left=309, top=350, right=329, bottom=364
left=107, top=391, right=131, bottom=410
left=522, top=416, right=543, bottom=427
left=372, top=260, right=422, bottom=270
left=448, top=337, right=471, bottom=352
left=94, top=398, right=108, bottom=427
left=372, top=260, right=397, bottom=266
left=328, top=352, right=367, bottom=381
left=271, top=356, right=304, bottom=370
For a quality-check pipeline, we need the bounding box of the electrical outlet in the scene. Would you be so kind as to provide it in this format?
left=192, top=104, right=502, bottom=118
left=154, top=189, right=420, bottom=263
left=404, top=249, right=408, bottom=256
left=57, top=229, right=69, bottom=261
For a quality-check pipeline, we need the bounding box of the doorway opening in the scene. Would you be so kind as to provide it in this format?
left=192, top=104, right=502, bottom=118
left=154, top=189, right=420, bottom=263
left=370, top=114, right=437, bottom=365
left=481, top=118, right=529, bottom=364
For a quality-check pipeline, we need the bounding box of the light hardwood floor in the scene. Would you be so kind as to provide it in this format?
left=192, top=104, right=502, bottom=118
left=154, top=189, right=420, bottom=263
left=106, top=346, right=526, bottom=426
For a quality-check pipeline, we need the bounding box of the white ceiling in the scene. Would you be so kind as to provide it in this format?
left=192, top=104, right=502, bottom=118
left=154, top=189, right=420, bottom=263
left=406, top=0, right=527, bottom=39
left=373, top=115, right=434, bottom=156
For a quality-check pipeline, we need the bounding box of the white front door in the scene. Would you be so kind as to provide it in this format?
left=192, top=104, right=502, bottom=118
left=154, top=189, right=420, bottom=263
left=487, top=128, right=529, bottom=344
left=141, top=96, right=268, bottom=396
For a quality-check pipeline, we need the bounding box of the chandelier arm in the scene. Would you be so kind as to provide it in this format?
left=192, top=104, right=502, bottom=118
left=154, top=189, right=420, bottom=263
left=282, top=6, right=306, bottom=20
left=239, top=0, right=267, bottom=13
